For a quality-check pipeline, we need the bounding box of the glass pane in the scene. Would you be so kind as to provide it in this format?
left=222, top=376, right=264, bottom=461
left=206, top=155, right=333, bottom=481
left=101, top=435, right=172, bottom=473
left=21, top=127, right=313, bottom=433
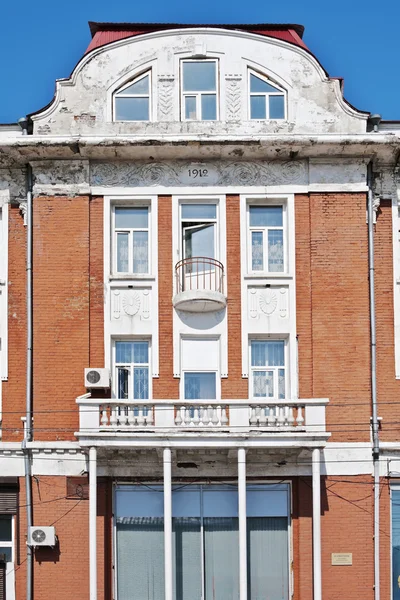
left=269, top=95, right=285, bottom=119
left=204, top=517, right=239, bottom=600
left=116, top=233, right=129, bottom=272
left=184, top=224, right=215, bottom=262
left=201, top=94, right=217, bottom=120
left=185, top=96, right=197, bottom=120
left=247, top=517, right=289, bottom=600
left=115, top=207, right=148, bottom=229
left=133, top=231, right=149, bottom=273
left=0, top=517, right=11, bottom=542
left=173, top=518, right=202, bottom=600
left=393, top=490, right=400, bottom=600
left=251, top=231, right=263, bottom=271
left=115, top=97, right=149, bottom=121
left=116, top=518, right=164, bottom=600
left=116, top=341, right=134, bottom=364
left=183, top=61, right=216, bottom=92
left=133, top=367, right=149, bottom=400
left=133, top=341, right=149, bottom=364
left=249, top=206, right=283, bottom=227
left=0, top=547, right=11, bottom=562
left=118, top=75, right=149, bottom=96
left=117, top=367, right=129, bottom=400
left=253, top=370, right=274, bottom=398
left=181, top=204, right=217, bottom=220
left=184, top=372, right=216, bottom=400
left=268, top=230, right=284, bottom=272
left=278, top=368, right=285, bottom=399
left=250, top=73, right=280, bottom=94
left=251, top=341, right=285, bottom=367
left=250, top=96, right=266, bottom=120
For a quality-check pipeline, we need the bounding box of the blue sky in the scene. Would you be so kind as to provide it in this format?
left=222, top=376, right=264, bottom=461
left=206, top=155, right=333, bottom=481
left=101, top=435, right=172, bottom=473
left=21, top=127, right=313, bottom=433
left=1, top=0, right=399, bottom=123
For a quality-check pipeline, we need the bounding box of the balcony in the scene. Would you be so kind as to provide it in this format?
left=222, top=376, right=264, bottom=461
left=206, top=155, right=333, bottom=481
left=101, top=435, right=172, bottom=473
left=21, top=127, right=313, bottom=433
left=173, top=257, right=226, bottom=312
left=76, top=397, right=329, bottom=446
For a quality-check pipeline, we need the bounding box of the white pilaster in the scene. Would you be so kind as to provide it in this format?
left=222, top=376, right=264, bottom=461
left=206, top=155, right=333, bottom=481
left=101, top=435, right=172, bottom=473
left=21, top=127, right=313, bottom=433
left=312, top=448, right=322, bottom=600
left=163, top=447, right=173, bottom=600
left=238, top=447, right=247, bottom=600
left=89, top=446, right=97, bottom=600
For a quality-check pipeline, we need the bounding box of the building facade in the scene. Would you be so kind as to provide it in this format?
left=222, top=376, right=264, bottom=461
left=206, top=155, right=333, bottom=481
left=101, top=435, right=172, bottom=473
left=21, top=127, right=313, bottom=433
left=0, top=20, right=400, bottom=600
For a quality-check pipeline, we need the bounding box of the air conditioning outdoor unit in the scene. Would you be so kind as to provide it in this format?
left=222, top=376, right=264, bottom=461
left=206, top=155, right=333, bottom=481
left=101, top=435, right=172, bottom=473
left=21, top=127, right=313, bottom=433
left=28, top=526, right=56, bottom=547
left=84, top=368, right=110, bottom=389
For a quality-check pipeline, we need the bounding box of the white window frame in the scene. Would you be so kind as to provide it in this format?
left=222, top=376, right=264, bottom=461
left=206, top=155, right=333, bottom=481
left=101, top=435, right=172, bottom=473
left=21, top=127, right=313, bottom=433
left=249, top=338, right=288, bottom=401
left=112, top=339, right=152, bottom=401
left=113, top=70, right=152, bottom=122
left=248, top=69, right=286, bottom=120
left=179, top=337, right=221, bottom=401
left=112, top=202, right=151, bottom=277
left=179, top=200, right=219, bottom=262
left=180, top=59, right=219, bottom=121
left=247, top=200, right=287, bottom=275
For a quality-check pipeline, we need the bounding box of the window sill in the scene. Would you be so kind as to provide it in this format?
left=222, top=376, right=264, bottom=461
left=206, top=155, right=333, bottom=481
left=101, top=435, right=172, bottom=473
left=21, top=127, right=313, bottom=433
left=109, top=274, right=156, bottom=282
left=244, top=273, right=293, bottom=280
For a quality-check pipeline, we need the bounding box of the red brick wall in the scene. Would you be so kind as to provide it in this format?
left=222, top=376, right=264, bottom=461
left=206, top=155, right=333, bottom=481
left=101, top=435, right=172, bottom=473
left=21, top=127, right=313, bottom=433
left=153, top=195, right=179, bottom=398
left=2, top=206, right=27, bottom=441
left=296, top=193, right=372, bottom=442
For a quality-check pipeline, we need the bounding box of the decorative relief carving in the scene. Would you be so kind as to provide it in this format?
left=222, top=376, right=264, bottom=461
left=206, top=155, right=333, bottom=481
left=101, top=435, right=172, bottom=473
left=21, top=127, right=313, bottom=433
left=19, top=202, right=27, bottom=226
left=158, top=75, right=175, bottom=121
left=259, top=290, right=278, bottom=315
left=122, top=291, right=141, bottom=316
left=91, top=160, right=308, bottom=188
left=225, top=75, right=242, bottom=122
left=111, top=289, right=151, bottom=320
left=248, top=287, right=288, bottom=320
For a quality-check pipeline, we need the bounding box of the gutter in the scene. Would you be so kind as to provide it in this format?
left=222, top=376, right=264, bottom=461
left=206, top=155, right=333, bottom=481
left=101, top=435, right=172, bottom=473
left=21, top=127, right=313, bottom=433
left=367, top=160, right=380, bottom=600
left=23, top=163, right=33, bottom=600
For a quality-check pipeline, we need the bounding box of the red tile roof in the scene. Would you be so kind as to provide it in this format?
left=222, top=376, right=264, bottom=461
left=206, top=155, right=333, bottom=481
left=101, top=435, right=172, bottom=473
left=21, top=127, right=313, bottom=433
left=85, top=22, right=308, bottom=54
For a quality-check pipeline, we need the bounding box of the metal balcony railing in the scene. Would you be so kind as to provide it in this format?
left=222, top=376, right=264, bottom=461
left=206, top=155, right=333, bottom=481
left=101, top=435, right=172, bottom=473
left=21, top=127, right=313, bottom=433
left=175, top=257, right=225, bottom=295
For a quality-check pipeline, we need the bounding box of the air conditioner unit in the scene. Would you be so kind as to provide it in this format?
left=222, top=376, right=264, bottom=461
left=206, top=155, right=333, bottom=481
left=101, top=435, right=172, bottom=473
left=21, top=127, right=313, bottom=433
left=84, top=368, right=110, bottom=389
left=28, top=526, right=56, bottom=547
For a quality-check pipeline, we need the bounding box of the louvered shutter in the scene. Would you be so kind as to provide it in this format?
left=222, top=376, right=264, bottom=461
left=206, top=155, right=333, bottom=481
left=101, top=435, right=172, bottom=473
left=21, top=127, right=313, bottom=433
left=0, top=483, right=17, bottom=515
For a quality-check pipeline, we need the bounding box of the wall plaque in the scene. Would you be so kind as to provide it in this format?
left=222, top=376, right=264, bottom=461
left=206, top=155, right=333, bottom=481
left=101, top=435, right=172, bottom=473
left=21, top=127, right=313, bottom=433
left=331, top=553, right=353, bottom=566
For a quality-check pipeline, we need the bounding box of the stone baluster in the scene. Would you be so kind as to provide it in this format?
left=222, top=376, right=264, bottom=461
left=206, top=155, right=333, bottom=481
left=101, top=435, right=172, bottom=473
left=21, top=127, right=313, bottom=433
left=193, top=407, right=200, bottom=426
left=297, top=405, right=305, bottom=427
left=267, top=406, right=276, bottom=426
left=127, top=406, right=135, bottom=427
left=110, top=406, right=118, bottom=427
left=221, top=406, right=229, bottom=426
left=249, top=406, right=258, bottom=425
left=212, top=406, right=219, bottom=426
left=100, top=406, right=109, bottom=427
left=259, top=406, right=267, bottom=425
left=277, top=406, right=285, bottom=426
left=175, top=406, right=183, bottom=426
left=288, top=406, right=295, bottom=427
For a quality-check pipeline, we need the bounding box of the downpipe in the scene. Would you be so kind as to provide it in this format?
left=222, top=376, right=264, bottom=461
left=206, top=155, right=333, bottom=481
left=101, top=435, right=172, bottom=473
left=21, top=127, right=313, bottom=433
left=367, top=161, right=380, bottom=600
left=23, top=163, right=33, bottom=600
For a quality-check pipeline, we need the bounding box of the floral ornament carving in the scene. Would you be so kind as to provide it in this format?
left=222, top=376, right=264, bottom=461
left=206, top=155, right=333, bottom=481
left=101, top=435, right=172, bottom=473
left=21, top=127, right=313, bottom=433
left=122, top=291, right=141, bottom=316
left=259, top=291, right=278, bottom=315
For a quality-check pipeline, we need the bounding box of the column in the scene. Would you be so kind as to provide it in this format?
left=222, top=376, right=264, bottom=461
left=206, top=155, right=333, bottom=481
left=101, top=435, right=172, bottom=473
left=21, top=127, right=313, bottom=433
left=89, top=446, right=97, bottom=600
left=164, top=447, right=173, bottom=600
left=312, top=448, right=322, bottom=600
left=238, top=447, right=247, bottom=600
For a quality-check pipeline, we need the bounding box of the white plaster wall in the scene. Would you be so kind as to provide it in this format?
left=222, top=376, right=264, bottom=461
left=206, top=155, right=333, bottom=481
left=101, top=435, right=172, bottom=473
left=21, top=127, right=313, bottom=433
left=31, top=28, right=367, bottom=136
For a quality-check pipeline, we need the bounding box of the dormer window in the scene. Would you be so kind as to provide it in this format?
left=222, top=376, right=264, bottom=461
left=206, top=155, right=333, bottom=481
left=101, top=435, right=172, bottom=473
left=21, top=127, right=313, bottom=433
left=249, top=71, right=285, bottom=120
left=181, top=60, right=218, bottom=121
left=114, top=72, right=151, bottom=121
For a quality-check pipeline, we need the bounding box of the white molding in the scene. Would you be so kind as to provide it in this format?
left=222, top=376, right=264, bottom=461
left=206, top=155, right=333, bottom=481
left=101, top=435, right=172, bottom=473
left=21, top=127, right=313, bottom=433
left=104, top=195, right=159, bottom=378
left=171, top=194, right=228, bottom=378
left=240, top=193, right=297, bottom=399
left=0, top=203, right=8, bottom=383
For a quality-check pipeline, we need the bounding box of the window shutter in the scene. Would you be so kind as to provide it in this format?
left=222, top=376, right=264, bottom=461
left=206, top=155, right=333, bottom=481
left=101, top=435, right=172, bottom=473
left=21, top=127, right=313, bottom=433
left=0, top=555, right=6, bottom=600
left=0, top=480, right=18, bottom=514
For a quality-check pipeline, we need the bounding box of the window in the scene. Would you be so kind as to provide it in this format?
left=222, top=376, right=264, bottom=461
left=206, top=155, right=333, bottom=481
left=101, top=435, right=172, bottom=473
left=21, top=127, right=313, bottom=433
left=181, top=338, right=219, bottom=401
left=115, top=341, right=150, bottom=401
left=250, top=340, right=286, bottom=400
left=0, top=516, right=12, bottom=562
left=248, top=205, right=284, bottom=273
left=249, top=70, right=285, bottom=120
left=181, top=203, right=217, bottom=264
left=114, top=206, right=149, bottom=274
left=181, top=60, right=218, bottom=121
left=115, top=484, right=290, bottom=600
left=114, top=71, right=151, bottom=121
left=392, top=488, right=400, bottom=599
